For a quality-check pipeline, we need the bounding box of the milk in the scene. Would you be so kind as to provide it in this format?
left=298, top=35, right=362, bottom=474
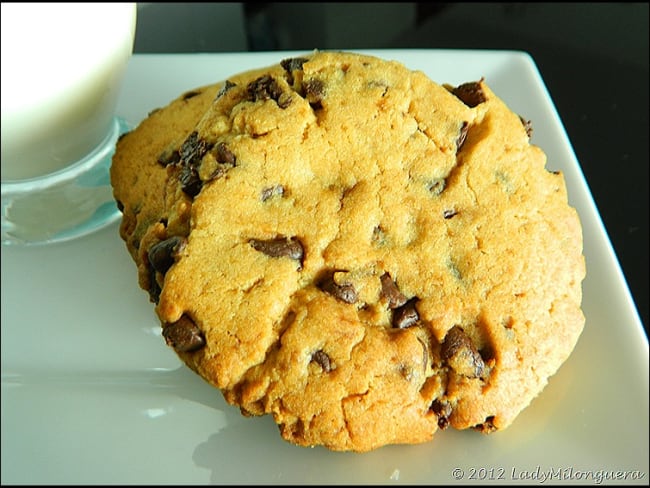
left=0, top=3, right=136, bottom=181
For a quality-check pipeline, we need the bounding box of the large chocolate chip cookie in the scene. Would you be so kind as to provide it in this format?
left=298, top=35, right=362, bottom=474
left=111, top=51, right=585, bottom=452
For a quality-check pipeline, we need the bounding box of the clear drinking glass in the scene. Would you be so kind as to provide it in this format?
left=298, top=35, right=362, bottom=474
left=1, top=3, right=137, bottom=245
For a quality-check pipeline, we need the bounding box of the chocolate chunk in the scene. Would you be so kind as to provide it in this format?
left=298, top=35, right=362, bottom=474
left=452, top=81, right=486, bottom=108
left=249, top=236, right=304, bottom=265
left=148, top=236, right=187, bottom=275
left=162, top=315, right=205, bottom=353
left=441, top=326, right=487, bottom=378
left=207, top=166, right=229, bottom=182
left=281, top=57, right=308, bottom=85
left=320, top=273, right=358, bottom=304
left=216, top=80, right=236, bottom=99
left=260, top=184, right=285, bottom=201
left=277, top=92, right=293, bottom=109
left=215, top=142, right=237, bottom=166
left=519, top=115, right=533, bottom=138
left=205, top=145, right=236, bottom=181
left=310, top=350, right=332, bottom=372
left=281, top=57, right=308, bottom=73
left=247, top=74, right=283, bottom=103
left=392, top=297, right=419, bottom=329
left=182, top=90, right=201, bottom=100
left=179, top=165, right=203, bottom=197
left=380, top=272, right=408, bottom=309
left=179, top=131, right=212, bottom=168
left=472, top=416, right=497, bottom=434
left=303, top=78, right=325, bottom=109
left=456, top=121, right=469, bottom=151
left=147, top=266, right=162, bottom=304
left=430, top=399, right=452, bottom=430
left=157, top=147, right=180, bottom=167
left=246, top=74, right=291, bottom=109
left=443, top=209, right=458, bottom=219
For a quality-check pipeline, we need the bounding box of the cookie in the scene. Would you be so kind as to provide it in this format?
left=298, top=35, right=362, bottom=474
left=111, top=51, right=585, bottom=452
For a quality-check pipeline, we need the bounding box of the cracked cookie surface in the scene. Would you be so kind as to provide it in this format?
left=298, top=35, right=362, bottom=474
left=111, top=51, right=585, bottom=452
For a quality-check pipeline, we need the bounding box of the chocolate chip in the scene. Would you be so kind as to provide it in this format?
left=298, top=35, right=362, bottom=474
left=519, top=115, right=533, bottom=138
left=116, top=200, right=124, bottom=212
left=157, top=147, right=180, bottom=167
left=148, top=236, right=187, bottom=275
left=162, top=315, right=205, bottom=353
left=182, top=90, right=201, bottom=100
left=249, top=236, right=304, bottom=266
left=430, top=399, right=452, bottom=430
left=303, top=78, right=325, bottom=109
left=380, top=272, right=408, bottom=309
left=277, top=92, right=293, bottom=109
left=260, top=184, right=285, bottom=201
left=247, top=74, right=283, bottom=103
left=441, top=326, right=486, bottom=378
left=246, top=75, right=292, bottom=109
left=392, top=297, right=419, bottom=329
left=216, top=80, right=236, bottom=99
left=281, top=57, right=308, bottom=73
left=310, top=350, right=332, bottom=372
left=456, top=121, right=469, bottom=151
left=179, top=165, right=203, bottom=197
left=147, top=266, right=162, bottom=304
left=443, top=209, right=458, bottom=219
left=215, top=142, right=237, bottom=166
left=452, top=81, right=486, bottom=108
left=207, top=167, right=229, bottom=182
left=281, top=57, right=308, bottom=85
left=205, top=145, right=237, bottom=181
left=472, top=416, right=497, bottom=434
left=179, top=131, right=212, bottom=168
left=319, top=273, right=358, bottom=304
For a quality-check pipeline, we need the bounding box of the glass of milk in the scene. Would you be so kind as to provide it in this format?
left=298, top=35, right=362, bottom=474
left=1, top=3, right=137, bottom=245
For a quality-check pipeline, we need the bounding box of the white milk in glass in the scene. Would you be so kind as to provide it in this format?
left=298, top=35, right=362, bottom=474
left=1, top=3, right=136, bottom=181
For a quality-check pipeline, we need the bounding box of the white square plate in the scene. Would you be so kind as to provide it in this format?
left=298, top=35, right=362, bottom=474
left=2, top=50, right=648, bottom=484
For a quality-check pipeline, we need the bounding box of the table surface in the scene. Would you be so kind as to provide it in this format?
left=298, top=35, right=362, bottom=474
left=133, top=2, right=649, bottom=336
